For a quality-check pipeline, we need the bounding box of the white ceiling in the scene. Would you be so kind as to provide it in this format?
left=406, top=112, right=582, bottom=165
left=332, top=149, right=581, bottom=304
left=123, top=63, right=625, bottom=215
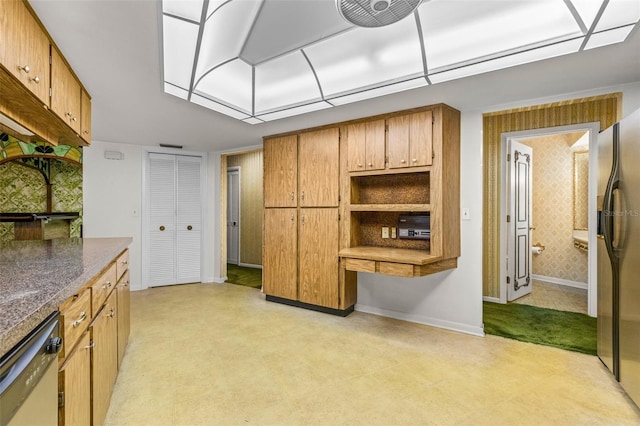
left=29, top=0, right=640, bottom=152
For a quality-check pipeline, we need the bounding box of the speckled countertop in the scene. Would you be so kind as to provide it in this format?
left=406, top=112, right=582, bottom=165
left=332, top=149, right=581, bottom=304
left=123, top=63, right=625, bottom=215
left=0, top=237, right=132, bottom=357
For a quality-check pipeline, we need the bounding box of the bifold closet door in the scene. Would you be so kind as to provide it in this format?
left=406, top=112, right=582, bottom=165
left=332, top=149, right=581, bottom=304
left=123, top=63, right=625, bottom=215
left=148, top=153, right=202, bottom=286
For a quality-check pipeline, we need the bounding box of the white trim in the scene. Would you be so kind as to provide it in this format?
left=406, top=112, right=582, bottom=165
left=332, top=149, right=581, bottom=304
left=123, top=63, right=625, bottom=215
left=355, top=304, right=486, bottom=337
left=238, top=263, right=263, bottom=269
left=499, top=122, right=600, bottom=316
left=212, top=276, right=227, bottom=283
left=532, top=274, right=588, bottom=290
left=227, top=166, right=241, bottom=265
left=483, top=296, right=502, bottom=303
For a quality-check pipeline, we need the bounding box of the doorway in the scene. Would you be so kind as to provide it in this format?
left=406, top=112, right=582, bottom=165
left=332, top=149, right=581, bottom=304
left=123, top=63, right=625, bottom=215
left=502, top=127, right=597, bottom=315
left=227, top=167, right=240, bottom=265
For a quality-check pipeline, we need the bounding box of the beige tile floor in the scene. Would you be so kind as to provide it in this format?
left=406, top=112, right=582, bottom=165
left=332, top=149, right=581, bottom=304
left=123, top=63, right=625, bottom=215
left=511, top=280, right=588, bottom=314
left=105, top=283, right=640, bottom=426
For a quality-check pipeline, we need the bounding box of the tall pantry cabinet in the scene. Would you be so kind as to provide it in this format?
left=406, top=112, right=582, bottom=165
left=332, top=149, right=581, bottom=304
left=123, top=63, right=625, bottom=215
left=263, top=128, right=349, bottom=314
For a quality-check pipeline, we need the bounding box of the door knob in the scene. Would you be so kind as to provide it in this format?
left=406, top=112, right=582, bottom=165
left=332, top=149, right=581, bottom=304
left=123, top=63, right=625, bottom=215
left=187, top=225, right=193, bottom=230
left=159, top=225, right=165, bottom=231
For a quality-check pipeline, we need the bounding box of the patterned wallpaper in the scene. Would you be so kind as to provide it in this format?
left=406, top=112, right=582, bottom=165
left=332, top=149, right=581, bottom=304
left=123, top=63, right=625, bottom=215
left=0, top=159, right=83, bottom=243
left=522, top=132, right=587, bottom=283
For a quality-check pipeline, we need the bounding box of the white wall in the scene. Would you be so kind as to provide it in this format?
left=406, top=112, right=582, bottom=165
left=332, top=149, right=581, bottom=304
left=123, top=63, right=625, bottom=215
left=82, top=82, right=640, bottom=331
left=83, top=140, right=143, bottom=290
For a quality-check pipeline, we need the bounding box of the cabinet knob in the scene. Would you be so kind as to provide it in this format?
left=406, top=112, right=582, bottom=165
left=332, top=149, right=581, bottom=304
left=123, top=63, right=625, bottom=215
left=301, top=214, right=305, bottom=224
left=187, top=225, right=193, bottom=230
left=83, top=130, right=89, bottom=135
left=29, top=76, right=40, bottom=84
left=72, top=311, right=87, bottom=328
left=357, top=163, right=363, bottom=167
left=301, top=191, right=305, bottom=203
left=72, top=117, right=77, bottom=122
left=18, top=65, right=30, bottom=73
left=159, top=225, right=165, bottom=231
left=84, top=342, right=96, bottom=349
left=400, top=159, right=406, bottom=163
left=412, top=158, right=417, bottom=162
left=368, top=162, right=373, bottom=167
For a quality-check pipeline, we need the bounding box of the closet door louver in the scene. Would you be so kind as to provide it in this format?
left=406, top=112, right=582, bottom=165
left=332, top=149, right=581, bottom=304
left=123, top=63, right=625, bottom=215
left=148, top=153, right=202, bottom=286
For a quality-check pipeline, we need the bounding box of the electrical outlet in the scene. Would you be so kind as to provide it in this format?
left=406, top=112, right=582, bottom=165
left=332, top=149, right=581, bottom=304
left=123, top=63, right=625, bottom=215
left=462, top=208, right=470, bottom=220
left=381, top=227, right=389, bottom=239
left=391, top=227, right=397, bottom=238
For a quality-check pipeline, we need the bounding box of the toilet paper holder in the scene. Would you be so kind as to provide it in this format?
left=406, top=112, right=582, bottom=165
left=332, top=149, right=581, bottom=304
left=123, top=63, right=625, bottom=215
left=532, top=243, right=545, bottom=254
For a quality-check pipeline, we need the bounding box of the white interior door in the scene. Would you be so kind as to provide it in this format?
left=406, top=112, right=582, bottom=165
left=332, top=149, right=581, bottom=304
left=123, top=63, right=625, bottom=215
left=147, top=153, right=202, bottom=287
left=227, top=168, right=240, bottom=265
left=507, top=141, right=533, bottom=301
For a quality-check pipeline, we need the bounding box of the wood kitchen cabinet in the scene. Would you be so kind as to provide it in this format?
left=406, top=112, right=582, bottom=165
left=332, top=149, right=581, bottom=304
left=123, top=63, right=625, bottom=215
left=58, top=332, right=91, bottom=426
left=58, top=248, right=130, bottom=426
left=91, top=291, right=118, bottom=426
left=80, top=88, right=92, bottom=143
left=387, top=110, right=433, bottom=169
left=263, top=128, right=347, bottom=314
left=51, top=47, right=82, bottom=134
left=0, top=0, right=50, bottom=105
left=346, top=119, right=385, bottom=172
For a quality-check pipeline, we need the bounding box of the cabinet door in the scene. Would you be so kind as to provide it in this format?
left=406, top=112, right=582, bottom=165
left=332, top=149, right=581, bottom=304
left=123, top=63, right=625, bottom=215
left=0, top=0, right=50, bottom=104
left=116, top=270, right=130, bottom=369
left=176, top=155, right=202, bottom=284
left=91, top=293, right=118, bottom=426
left=80, top=88, right=92, bottom=143
left=59, top=332, right=91, bottom=426
left=264, top=135, right=297, bottom=207
left=346, top=123, right=367, bottom=172
left=298, top=128, right=339, bottom=207
left=299, top=208, right=339, bottom=308
left=388, top=111, right=433, bottom=168
left=365, top=120, right=386, bottom=171
left=263, top=208, right=297, bottom=300
left=51, top=48, right=81, bottom=133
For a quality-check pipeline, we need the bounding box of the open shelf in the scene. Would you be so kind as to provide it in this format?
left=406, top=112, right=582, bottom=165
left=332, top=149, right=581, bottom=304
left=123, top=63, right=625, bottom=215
left=350, top=172, right=429, bottom=206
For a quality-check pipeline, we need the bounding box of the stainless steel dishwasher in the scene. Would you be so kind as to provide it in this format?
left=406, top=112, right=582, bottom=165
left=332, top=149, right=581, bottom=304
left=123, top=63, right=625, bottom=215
left=0, top=312, right=62, bottom=426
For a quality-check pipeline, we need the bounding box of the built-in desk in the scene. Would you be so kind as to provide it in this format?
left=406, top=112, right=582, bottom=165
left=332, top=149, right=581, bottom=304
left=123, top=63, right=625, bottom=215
left=0, top=212, right=80, bottom=240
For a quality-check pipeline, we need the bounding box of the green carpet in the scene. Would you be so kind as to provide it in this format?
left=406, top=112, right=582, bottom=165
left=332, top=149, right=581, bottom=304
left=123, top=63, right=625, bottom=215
left=483, top=302, right=597, bottom=355
left=225, top=264, right=262, bottom=289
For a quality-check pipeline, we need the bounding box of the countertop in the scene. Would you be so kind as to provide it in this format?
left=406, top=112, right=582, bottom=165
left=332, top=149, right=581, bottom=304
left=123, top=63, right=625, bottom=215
left=0, top=212, right=81, bottom=222
left=0, top=237, right=132, bottom=357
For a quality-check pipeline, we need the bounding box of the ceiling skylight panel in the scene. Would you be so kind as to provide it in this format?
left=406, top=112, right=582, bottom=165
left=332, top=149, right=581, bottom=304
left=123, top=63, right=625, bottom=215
left=304, top=18, right=424, bottom=97
left=420, top=0, right=582, bottom=72
left=194, top=59, right=252, bottom=114
left=195, top=0, right=261, bottom=81
left=328, top=77, right=427, bottom=106
left=429, top=37, right=583, bottom=83
left=584, top=24, right=636, bottom=49
left=256, top=101, right=332, bottom=122
left=162, top=15, right=198, bottom=90
left=595, top=0, right=640, bottom=31
left=254, top=52, right=322, bottom=115
left=191, top=94, right=250, bottom=120
left=567, top=0, right=604, bottom=31
left=162, top=0, right=203, bottom=21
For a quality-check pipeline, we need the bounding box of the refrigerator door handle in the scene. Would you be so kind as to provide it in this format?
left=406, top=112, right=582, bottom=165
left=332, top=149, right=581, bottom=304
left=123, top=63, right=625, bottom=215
left=603, top=124, right=621, bottom=265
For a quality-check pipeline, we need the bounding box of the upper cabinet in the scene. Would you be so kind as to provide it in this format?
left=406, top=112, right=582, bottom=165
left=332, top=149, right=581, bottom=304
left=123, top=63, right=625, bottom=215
left=264, top=135, right=298, bottom=208
left=346, top=119, right=385, bottom=172
left=298, top=128, right=339, bottom=207
left=0, top=0, right=91, bottom=146
left=0, top=0, right=50, bottom=105
left=387, top=110, right=433, bottom=169
left=51, top=48, right=81, bottom=134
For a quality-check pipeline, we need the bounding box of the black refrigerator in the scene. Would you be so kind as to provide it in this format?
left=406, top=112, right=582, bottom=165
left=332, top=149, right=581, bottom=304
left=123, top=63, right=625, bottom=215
left=597, top=107, right=640, bottom=407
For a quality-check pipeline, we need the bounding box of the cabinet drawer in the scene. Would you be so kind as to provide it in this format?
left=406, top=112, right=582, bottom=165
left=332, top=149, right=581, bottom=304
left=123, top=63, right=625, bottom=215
left=116, top=249, right=129, bottom=282
left=59, top=288, right=91, bottom=359
left=91, top=263, right=117, bottom=315
left=344, top=258, right=376, bottom=273
left=378, top=262, right=414, bottom=278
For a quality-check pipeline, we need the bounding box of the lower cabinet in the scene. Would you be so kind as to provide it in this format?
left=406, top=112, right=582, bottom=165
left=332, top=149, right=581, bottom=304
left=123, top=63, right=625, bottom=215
left=263, top=207, right=342, bottom=312
left=90, top=291, right=118, bottom=426
left=58, top=332, right=91, bottom=426
left=58, top=248, right=130, bottom=426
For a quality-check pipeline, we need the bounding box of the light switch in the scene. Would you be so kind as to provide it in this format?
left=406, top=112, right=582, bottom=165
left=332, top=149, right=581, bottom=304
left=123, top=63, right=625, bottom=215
left=382, top=227, right=389, bottom=239
left=462, top=208, right=470, bottom=220
left=391, top=227, right=397, bottom=238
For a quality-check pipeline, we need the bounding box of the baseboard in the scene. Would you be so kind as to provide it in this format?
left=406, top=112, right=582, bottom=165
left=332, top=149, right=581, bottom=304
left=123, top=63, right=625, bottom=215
left=532, top=274, right=587, bottom=290
left=212, top=276, right=227, bottom=283
left=483, top=296, right=502, bottom=304
left=266, top=295, right=354, bottom=317
left=354, top=304, right=485, bottom=337
left=238, top=263, right=262, bottom=269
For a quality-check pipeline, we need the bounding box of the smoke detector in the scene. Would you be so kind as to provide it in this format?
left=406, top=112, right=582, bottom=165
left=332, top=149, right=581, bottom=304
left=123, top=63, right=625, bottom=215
left=336, top=0, right=422, bottom=28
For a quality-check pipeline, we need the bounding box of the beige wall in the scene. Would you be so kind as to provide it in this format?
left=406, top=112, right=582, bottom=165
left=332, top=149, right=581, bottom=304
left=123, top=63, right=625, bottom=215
left=522, top=132, right=587, bottom=283
left=227, top=150, right=263, bottom=266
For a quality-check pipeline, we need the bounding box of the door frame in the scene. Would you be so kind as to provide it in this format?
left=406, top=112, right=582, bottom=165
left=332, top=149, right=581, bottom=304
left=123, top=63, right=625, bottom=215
left=226, top=166, right=241, bottom=265
left=498, top=122, right=600, bottom=316
left=141, top=148, right=208, bottom=290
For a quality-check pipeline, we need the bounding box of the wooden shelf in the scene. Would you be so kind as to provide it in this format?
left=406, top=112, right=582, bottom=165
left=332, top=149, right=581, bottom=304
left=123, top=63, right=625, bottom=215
left=349, top=204, right=430, bottom=212
left=339, top=246, right=438, bottom=265
left=349, top=165, right=431, bottom=177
